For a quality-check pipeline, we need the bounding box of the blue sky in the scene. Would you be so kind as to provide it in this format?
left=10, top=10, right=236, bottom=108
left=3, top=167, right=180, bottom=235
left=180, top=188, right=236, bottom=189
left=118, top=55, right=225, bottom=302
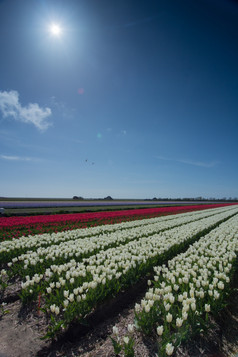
left=0, top=0, right=238, bottom=199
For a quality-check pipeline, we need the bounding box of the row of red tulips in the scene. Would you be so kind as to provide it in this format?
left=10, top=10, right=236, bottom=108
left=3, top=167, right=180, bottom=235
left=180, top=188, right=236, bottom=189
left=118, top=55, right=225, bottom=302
left=0, top=203, right=234, bottom=241
left=0, top=203, right=232, bottom=228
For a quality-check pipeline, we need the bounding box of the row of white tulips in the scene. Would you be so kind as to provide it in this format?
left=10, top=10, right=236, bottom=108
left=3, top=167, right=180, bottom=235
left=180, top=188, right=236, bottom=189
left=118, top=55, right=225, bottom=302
left=17, top=206, right=238, bottom=338
left=1, top=206, right=234, bottom=266
left=131, top=213, right=238, bottom=356
left=20, top=206, right=237, bottom=294
left=4, top=206, right=236, bottom=279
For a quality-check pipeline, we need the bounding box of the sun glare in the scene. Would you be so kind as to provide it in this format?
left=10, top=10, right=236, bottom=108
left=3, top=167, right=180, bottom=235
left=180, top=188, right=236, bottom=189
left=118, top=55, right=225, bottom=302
left=49, top=23, right=62, bottom=37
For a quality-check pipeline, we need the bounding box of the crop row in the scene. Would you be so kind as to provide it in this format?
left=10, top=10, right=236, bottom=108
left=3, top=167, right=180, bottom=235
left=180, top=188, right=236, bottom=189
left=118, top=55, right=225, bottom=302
left=1, top=206, right=236, bottom=288
left=1, top=204, right=230, bottom=228
left=0, top=204, right=233, bottom=241
left=125, top=214, right=238, bottom=356
left=2, top=205, right=235, bottom=338
left=0, top=205, right=235, bottom=269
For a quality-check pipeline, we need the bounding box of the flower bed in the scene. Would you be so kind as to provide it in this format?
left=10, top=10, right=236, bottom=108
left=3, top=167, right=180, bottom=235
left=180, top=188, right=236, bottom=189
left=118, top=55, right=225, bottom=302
left=0, top=203, right=233, bottom=241
left=1, top=205, right=237, bottom=339
left=0, top=205, right=230, bottom=266
left=133, top=213, right=238, bottom=356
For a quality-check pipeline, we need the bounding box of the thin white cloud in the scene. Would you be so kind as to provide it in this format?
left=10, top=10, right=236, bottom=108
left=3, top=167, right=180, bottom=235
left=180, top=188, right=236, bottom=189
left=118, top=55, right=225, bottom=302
left=177, top=159, right=219, bottom=168
left=0, top=154, right=41, bottom=162
left=0, top=90, right=52, bottom=130
left=156, top=155, right=219, bottom=168
left=50, top=96, right=75, bottom=120
left=156, top=155, right=173, bottom=162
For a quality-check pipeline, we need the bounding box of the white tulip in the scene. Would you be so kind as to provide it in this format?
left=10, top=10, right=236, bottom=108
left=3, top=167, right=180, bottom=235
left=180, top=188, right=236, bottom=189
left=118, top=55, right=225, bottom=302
left=63, top=300, right=69, bottom=308
left=165, top=343, right=174, bottom=356
left=157, top=325, right=164, bottom=336
left=166, top=313, right=173, bottom=323
left=127, top=324, right=134, bottom=333
left=123, top=336, right=129, bottom=344
left=113, top=326, right=119, bottom=335
left=176, top=317, right=183, bottom=327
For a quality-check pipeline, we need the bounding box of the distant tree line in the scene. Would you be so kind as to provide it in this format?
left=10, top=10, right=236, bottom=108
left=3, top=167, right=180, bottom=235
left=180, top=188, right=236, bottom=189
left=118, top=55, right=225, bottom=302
left=73, top=196, right=113, bottom=200
left=72, top=196, right=237, bottom=202
left=146, top=197, right=238, bottom=202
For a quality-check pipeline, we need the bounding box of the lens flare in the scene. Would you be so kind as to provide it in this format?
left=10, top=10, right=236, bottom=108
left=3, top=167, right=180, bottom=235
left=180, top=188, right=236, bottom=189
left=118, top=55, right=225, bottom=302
left=49, top=23, right=62, bottom=37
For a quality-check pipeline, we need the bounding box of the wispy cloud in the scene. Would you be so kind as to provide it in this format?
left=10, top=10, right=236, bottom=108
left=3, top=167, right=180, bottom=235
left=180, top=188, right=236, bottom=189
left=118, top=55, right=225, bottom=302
left=0, top=154, right=41, bottom=162
left=50, top=96, right=75, bottom=120
left=156, top=155, right=219, bottom=168
left=0, top=90, right=52, bottom=130
left=177, top=159, right=219, bottom=168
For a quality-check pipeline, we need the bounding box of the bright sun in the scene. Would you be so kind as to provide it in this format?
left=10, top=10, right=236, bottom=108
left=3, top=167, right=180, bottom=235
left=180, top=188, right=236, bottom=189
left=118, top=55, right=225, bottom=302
left=49, top=23, right=62, bottom=36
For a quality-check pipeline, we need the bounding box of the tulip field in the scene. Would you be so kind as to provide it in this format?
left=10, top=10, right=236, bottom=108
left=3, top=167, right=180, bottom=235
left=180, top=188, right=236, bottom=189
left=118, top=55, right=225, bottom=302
left=0, top=203, right=238, bottom=356
left=132, top=212, right=238, bottom=356
left=0, top=203, right=230, bottom=241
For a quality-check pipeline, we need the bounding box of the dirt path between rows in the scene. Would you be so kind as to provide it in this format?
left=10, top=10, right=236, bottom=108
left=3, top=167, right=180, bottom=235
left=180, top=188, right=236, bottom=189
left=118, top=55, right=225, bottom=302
left=0, top=277, right=238, bottom=357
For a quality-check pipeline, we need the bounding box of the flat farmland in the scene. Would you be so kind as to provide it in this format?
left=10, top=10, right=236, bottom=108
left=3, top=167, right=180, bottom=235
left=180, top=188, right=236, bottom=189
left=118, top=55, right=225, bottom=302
left=0, top=203, right=233, bottom=241
left=0, top=204, right=238, bottom=356
left=0, top=198, right=229, bottom=215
